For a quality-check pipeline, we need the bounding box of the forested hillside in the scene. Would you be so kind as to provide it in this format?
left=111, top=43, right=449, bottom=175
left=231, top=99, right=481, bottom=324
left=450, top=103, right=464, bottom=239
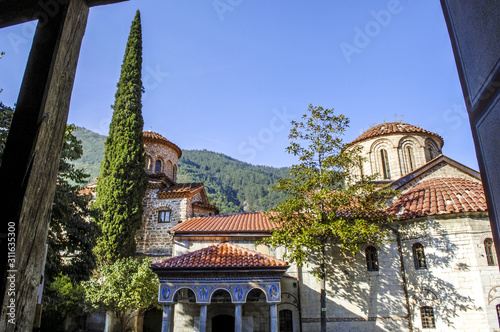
left=73, top=127, right=290, bottom=214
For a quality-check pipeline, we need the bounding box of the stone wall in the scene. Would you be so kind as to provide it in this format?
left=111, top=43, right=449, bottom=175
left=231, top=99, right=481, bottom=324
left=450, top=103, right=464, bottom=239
left=399, top=214, right=500, bottom=331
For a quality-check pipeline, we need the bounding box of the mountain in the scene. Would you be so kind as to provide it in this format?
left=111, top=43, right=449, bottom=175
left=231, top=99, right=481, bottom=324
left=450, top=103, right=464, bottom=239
left=72, top=127, right=290, bottom=214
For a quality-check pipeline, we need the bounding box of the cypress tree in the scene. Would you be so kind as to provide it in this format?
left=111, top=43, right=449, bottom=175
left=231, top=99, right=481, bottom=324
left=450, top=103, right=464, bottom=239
left=94, top=10, right=148, bottom=265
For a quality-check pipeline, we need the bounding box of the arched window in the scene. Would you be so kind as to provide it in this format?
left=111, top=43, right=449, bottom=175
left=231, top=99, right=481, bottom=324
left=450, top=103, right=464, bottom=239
left=413, top=243, right=427, bottom=269
left=380, top=149, right=390, bottom=179
left=166, top=160, right=173, bottom=179
left=425, top=139, right=440, bottom=162
left=420, top=306, right=436, bottom=329
left=365, top=246, right=379, bottom=271
left=145, top=156, right=153, bottom=171
left=485, top=238, right=496, bottom=266
left=155, top=159, right=162, bottom=173
left=279, top=309, right=293, bottom=332
left=406, top=146, right=415, bottom=172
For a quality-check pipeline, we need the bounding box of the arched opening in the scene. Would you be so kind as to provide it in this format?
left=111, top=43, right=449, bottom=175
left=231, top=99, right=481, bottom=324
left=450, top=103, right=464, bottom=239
left=145, top=155, right=153, bottom=171
left=166, top=160, right=173, bottom=179
left=425, top=139, right=440, bottom=162
left=155, top=159, right=162, bottom=173
left=246, top=288, right=266, bottom=302
left=380, top=149, right=390, bottom=179
left=485, top=238, right=496, bottom=266
left=406, top=146, right=415, bottom=172
left=210, top=289, right=232, bottom=303
left=173, top=288, right=196, bottom=303
left=212, top=314, right=235, bottom=332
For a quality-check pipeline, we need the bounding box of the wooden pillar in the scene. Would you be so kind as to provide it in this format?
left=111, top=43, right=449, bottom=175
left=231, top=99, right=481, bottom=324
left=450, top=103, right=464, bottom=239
left=0, top=0, right=89, bottom=330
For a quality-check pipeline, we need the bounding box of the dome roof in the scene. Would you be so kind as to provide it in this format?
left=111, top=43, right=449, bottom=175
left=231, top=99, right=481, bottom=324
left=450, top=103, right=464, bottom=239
left=351, top=122, right=443, bottom=145
left=143, top=131, right=182, bottom=158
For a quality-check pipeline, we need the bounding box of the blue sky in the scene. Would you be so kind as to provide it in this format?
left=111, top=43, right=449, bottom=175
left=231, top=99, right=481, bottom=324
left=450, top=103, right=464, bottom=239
left=0, top=1, right=478, bottom=169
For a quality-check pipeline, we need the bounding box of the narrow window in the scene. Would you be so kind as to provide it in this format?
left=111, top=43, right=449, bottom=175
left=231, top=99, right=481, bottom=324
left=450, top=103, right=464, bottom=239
left=406, top=146, right=415, bottom=171
left=158, top=210, right=171, bottom=223
left=485, top=238, right=496, bottom=266
left=413, top=243, right=427, bottom=269
left=146, top=156, right=153, bottom=171
left=496, top=304, right=500, bottom=327
left=365, top=246, right=379, bottom=271
left=155, top=160, right=162, bottom=173
left=279, top=309, right=293, bottom=332
left=420, top=306, right=436, bottom=329
left=380, top=149, right=390, bottom=179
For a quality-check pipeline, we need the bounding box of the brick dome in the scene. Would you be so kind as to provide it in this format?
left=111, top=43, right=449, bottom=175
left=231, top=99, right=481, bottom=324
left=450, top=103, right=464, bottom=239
left=143, top=131, right=182, bottom=158
left=351, top=122, right=443, bottom=145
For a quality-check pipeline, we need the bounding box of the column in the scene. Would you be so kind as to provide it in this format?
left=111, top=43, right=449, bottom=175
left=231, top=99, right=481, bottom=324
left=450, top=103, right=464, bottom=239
left=270, top=303, right=278, bottom=332
left=200, top=304, right=208, bottom=332
left=235, top=304, right=242, bottom=332
left=162, top=304, right=174, bottom=332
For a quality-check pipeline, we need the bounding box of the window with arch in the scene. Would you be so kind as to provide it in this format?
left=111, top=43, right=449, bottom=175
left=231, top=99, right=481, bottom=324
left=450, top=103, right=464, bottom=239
left=485, top=238, right=496, bottom=266
left=365, top=246, right=379, bottom=271
left=420, top=306, right=436, bottom=329
left=279, top=309, right=293, bottom=332
left=166, top=160, right=173, bottom=178
left=158, top=210, right=171, bottom=223
left=145, top=155, right=153, bottom=171
left=155, top=159, right=162, bottom=173
left=380, top=149, right=390, bottom=179
left=405, top=146, right=415, bottom=172
left=425, top=139, right=440, bottom=162
left=413, top=243, right=427, bottom=269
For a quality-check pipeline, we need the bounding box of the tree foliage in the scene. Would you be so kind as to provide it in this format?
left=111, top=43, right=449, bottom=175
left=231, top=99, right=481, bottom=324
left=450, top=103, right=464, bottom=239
left=93, top=10, right=148, bottom=264
left=0, top=101, right=14, bottom=164
left=263, top=105, right=393, bottom=276
left=83, top=257, right=159, bottom=331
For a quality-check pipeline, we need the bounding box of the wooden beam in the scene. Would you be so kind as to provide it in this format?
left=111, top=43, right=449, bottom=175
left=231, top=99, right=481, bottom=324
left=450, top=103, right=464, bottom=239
left=0, top=0, right=89, bottom=329
left=0, top=0, right=127, bottom=29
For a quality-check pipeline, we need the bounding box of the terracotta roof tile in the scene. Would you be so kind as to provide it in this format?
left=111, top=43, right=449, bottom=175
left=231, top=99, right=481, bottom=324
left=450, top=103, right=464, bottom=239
left=143, top=131, right=182, bottom=158
left=151, top=242, right=288, bottom=269
left=192, top=201, right=220, bottom=213
left=351, top=122, right=443, bottom=145
left=158, top=183, right=203, bottom=198
left=171, top=212, right=275, bottom=234
left=388, top=177, right=487, bottom=220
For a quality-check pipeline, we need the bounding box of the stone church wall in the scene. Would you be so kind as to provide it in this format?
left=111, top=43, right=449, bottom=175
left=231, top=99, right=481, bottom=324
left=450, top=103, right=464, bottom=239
left=399, top=214, right=500, bottom=331
left=144, top=140, right=179, bottom=181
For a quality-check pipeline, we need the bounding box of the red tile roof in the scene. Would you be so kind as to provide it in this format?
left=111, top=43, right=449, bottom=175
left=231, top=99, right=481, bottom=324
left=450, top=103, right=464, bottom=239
left=388, top=177, right=487, bottom=220
left=143, top=131, right=182, bottom=158
left=192, top=201, right=220, bottom=213
left=158, top=183, right=204, bottom=199
left=151, top=242, right=288, bottom=269
left=351, top=122, right=443, bottom=145
left=171, top=212, right=275, bottom=234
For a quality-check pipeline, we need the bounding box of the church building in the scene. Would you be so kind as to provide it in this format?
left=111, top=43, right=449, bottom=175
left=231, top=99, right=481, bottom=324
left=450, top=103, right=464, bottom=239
left=139, top=123, right=499, bottom=331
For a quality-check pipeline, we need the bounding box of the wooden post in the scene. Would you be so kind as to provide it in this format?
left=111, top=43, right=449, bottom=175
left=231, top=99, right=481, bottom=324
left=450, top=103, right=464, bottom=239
left=0, top=0, right=89, bottom=330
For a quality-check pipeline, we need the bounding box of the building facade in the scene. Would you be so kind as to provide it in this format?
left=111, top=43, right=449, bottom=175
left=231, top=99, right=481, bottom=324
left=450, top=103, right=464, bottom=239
left=143, top=123, right=500, bottom=331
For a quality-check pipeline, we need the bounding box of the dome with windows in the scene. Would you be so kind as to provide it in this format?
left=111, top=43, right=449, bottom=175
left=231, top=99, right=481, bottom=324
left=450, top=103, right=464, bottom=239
left=143, top=131, right=181, bottom=182
left=350, top=122, right=444, bottom=182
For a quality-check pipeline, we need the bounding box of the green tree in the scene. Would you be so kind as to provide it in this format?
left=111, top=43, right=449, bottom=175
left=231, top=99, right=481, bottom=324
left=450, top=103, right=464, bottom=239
left=263, top=105, right=392, bottom=332
left=42, top=125, right=98, bottom=330
left=93, top=10, right=148, bottom=264
left=0, top=101, right=14, bottom=164
left=83, top=257, right=159, bottom=331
